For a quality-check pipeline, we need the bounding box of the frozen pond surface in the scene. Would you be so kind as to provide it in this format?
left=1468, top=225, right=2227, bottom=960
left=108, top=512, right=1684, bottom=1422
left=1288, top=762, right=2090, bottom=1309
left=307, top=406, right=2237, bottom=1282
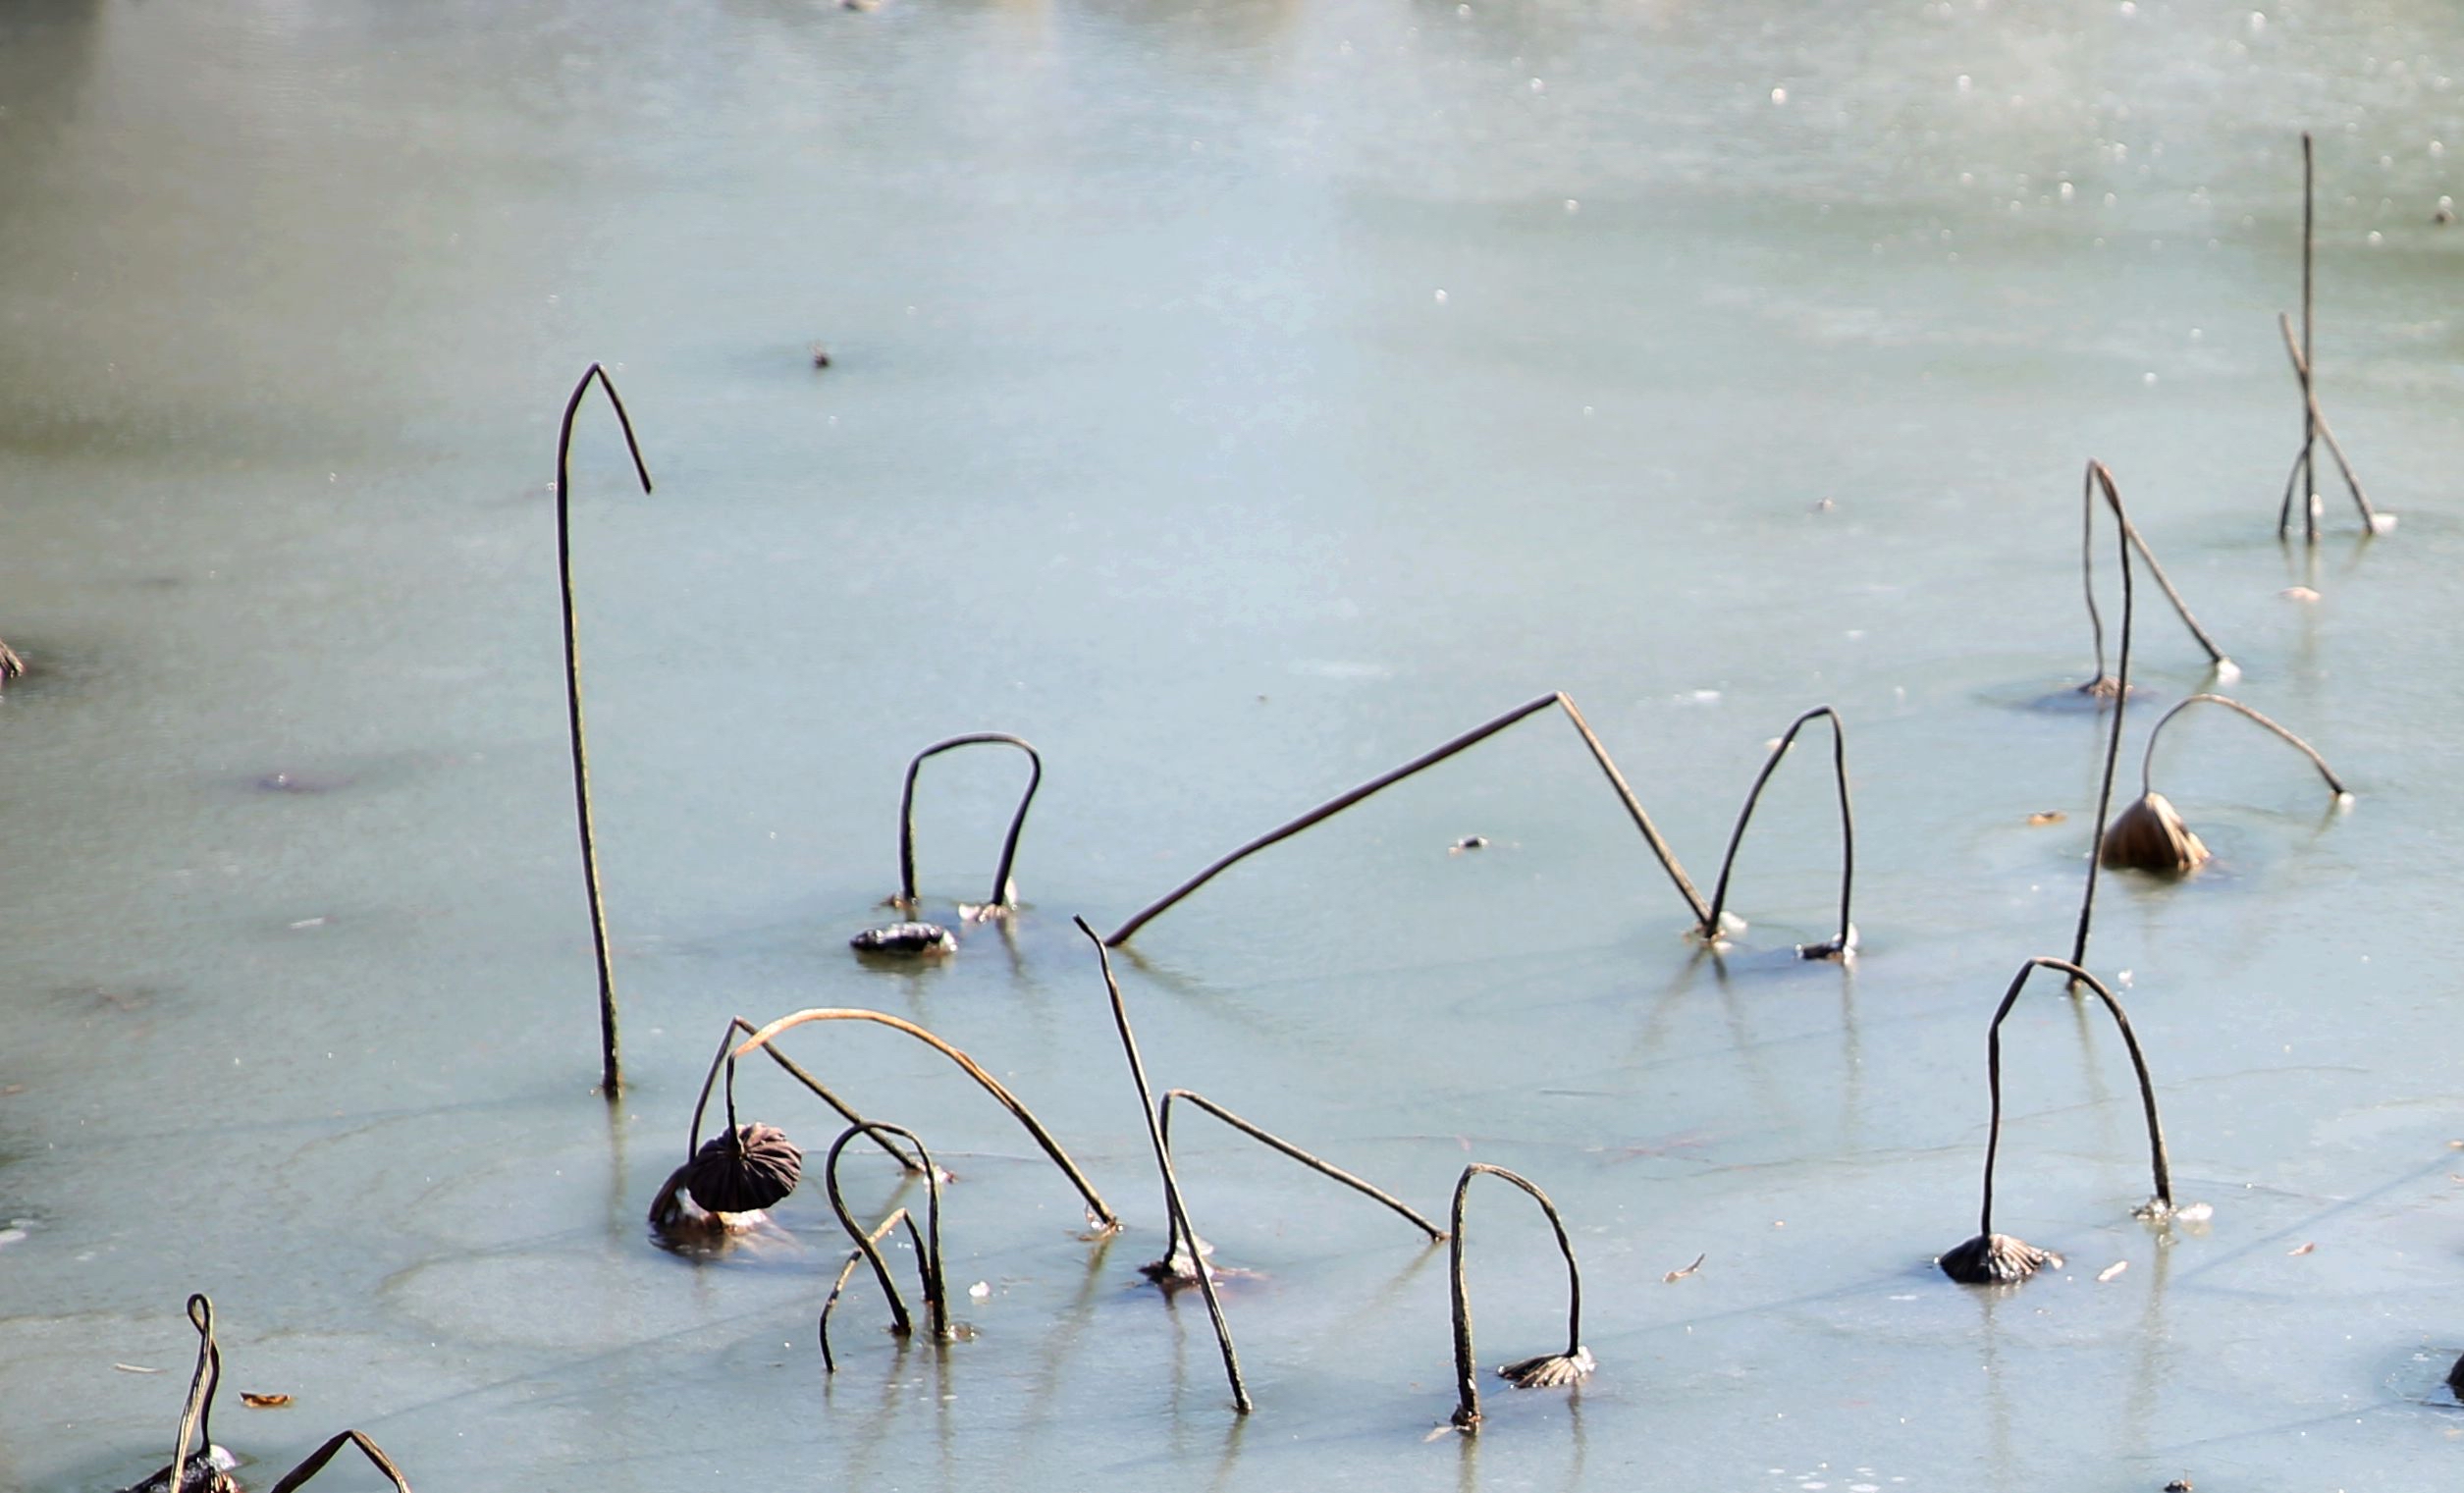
left=5, top=0, right=2464, bottom=1488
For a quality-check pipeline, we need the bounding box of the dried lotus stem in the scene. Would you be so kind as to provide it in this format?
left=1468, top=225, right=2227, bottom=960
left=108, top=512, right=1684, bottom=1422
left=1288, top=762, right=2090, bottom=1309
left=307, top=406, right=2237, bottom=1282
left=1077, top=918, right=1251, bottom=1415
left=2139, top=693, right=2347, bottom=801
left=2077, top=460, right=2230, bottom=694
left=1158, top=1089, right=1447, bottom=1244
left=730, top=1007, right=1119, bottom=1230
left=1104, top=692, right=1708, bottom=944
left=151, top=1294, right=230, bottom=1493
left=554, top=363, right=654, bottom=1099
left=1943, top=956, right=2175, bottom=1286
left=1448, top=1164, right=1592, bottom=1433
left=895, top=733, right=1043, bottom=912
left=1700, top=706, right=1855, bottom=958
left=820, top=1207, right=920, bottom=1372
left=0, top=636, right=22, bottom=680
left=820, top=1121, right=947, bottom=1368
left=2070, top=461, right=2137, bottom=976
left=261, top=1432, right=411, bottom=1493
left=2277, top=315, right=2378, bottom=531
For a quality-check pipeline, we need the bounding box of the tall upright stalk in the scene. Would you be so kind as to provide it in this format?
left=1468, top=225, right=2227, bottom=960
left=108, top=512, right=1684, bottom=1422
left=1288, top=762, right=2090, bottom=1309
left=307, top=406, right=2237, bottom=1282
left=728, top=1007, right=1119, bottom=1230
left=553, top=363, right=654, bottom=1099
left=163, top=1294, right=225, bottom=1493
left=1700, top=706, right=1855, bottom=958
left=1076, top=918, right=1251, bottom=1415
left=1104, top=692, right=1708, bottom=945
left=895, top=733, right=1043, bottom=912
left=2070, top=462, right=2137, bottom=977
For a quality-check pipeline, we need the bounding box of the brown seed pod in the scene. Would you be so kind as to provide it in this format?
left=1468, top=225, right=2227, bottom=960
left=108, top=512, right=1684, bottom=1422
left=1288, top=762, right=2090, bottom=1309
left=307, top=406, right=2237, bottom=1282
left=850, top=922, right=956, bottom=956
left=2098, top=791, right=2211, bottom=875
left=1938, top=1232, right=2063, bottom=1285
left=686, top=1123, right=803, bottom=1214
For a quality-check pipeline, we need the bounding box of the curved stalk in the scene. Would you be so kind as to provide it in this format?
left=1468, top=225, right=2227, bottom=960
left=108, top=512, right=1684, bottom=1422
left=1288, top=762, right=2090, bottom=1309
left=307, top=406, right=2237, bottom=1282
left=1076, top=918, right=1251, bottom=1415
left=821, top=1122, right=946, bottom=1362
left=1700, top=706, right=1854, bottom=957
left=2071, top=461, right=2137, bottom=976
left=1104, top=691, right=1708, bottom=945
left=554, top=362, right=654, bottom=1099
left=895, top=733, right=1043, bottom=911
left=684, top=1016, right=917, bottom=1176
left=2138, top=693, right=2348, bottom=800
left=1158, top=1089, right=1447, bottom=1243
left=2078, top=460, right=2229, bottom=688
left=262, top=1432, right=411, bottom=1493
left=1975, top=957, right=2174, bottom=1239
left=820, top=1207, right=921, bottom=1372
left=159, top=1294, right=224, bottom=1493
left=2276, top=313, right=2378, bottom=531
left=1448, top=1164, right=1589, bottom=1433
left=730, top=1008, right=1119, bottom=1230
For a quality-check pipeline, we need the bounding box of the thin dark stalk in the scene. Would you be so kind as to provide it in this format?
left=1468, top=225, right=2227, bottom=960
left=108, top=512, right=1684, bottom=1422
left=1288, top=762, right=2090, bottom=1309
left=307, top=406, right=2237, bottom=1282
left=163, top=1294, right=222, bottom=1493
left=2078, top=461, right=2231, bottom=684
left=2302, top=131, right=2318, bottom=543
left=1447, top=1164, right=1587, bottom=1434
left=2139, top=693, right=2348, bottom=799
left=821, top=1122, right=946, bottom=1362
left=2277, top=314, right=2379, bottom=528
left=1105, top=692, right=1708, bottom=944
left=820, top=1207, right=919, bottom=1372
left=1158, top=1089, right=1447, bottom=1243
left=1076, top=918, right=1251, bottom=1415
left=1701, top=706, right=1854, bottom=957
left=554, top=363, right=654, bottom=1099
left=730, top=1007, right=1119, bottom=1230
left=1976, top=957, right=2174, bottom=1238
left=685, top=1016, right=917, bottom=1175
left=262, top=1433, right=411, bottom=1493
left=896, top=733, right=1043, bottom=911
left=2070, top=462, right=2137, bottom=976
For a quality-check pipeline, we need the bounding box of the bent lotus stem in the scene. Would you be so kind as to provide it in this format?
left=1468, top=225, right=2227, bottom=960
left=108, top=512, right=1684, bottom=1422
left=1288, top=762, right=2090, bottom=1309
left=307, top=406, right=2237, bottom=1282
left=2275, top=312, right=2378, bottom=532
left=1975, top=957, right=2174, bottom=1239
left=262, top=1432, right=411, bottom=1493
left=2070, top=461, right=2138, bottom=976
left=161, top=1293, right=225, bottom=1493
left=685, top=1016, right=917, bottom=1176
left=1448, top=1164, right=1588, bottom=1433
left=730, top=1007, right=1120, bottom=1230
left=1701, top=706, right=1854, bottom=956
left=2078, top=459, right=2229, bottom=690
left=1104, top=691, right=1708, bottom=944
left=896, top=733, right=1043, bottom=912
left=554, top=362, right=654, bottom=1099
left=0, top=636, right=23, bottom=680
left=2279, top=133, right=2322, bottom=542
left=821, top=1121, right=946, bottom=1363
left=1158, top=1089, right=1447, bottom=1245
left=1077, top=918, right=1251, bottom=1415
left=820, top=1206, right=923, bottom=1372
left=2139, top=693, right=2348, bottom=801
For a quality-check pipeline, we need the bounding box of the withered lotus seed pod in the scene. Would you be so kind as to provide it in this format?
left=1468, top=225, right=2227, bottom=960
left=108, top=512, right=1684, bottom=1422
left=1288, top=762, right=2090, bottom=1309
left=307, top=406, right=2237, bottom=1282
left=850, top=922, right=956, bottom=956
left=1499, top=1346, right=1595, bottom=1389
left=1938, top=1232, right=2062, bottom=1286
left=2098, top=791, right=2211, bottom=875
left=2446, top=1353, right=2464, bottom=1398
left=686, top=1123, right=803, bottom=1214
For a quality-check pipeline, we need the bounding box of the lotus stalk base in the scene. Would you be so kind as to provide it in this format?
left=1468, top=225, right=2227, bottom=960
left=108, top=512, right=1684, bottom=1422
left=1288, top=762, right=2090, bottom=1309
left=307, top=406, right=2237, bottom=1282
left=1939, top=1233, right=2063, bottom=1285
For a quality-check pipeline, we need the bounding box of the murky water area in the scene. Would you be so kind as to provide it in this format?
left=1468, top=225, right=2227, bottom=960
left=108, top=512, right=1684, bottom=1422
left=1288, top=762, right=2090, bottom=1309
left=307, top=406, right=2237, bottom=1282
left=6, top=0, right=2464, bottom=1487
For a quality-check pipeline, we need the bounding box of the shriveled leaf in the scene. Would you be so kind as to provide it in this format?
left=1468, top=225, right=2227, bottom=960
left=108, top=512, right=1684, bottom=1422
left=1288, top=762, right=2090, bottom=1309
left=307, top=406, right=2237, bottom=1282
left=240, top=1392, right=293, bottom=1409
